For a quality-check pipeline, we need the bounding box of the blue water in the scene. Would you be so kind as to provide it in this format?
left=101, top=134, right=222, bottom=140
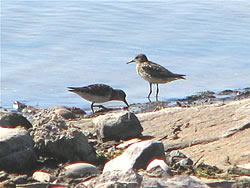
left=1, top=0, right=250, bottom=110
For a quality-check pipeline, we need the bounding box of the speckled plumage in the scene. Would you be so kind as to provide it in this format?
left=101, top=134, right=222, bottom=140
left=127, top=54, right=185, bottom=100
left=68, top=84, right=129, bottom=113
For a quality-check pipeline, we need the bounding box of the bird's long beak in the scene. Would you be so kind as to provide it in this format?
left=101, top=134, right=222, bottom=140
left=127, top=59, right=135, bottom=64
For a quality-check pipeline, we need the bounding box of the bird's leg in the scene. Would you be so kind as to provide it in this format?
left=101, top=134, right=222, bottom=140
left=148, top=83, right=152, bottom=101
left=156, top=84, right=159, bottom=101
left=91, top=102, right=95, bottom=113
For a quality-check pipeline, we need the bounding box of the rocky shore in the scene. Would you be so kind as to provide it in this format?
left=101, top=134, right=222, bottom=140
left=0, top=88, right=249, bottom=187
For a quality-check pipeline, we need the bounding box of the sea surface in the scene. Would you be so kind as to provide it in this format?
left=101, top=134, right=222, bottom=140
left=1, top=0, right=250, bottom=110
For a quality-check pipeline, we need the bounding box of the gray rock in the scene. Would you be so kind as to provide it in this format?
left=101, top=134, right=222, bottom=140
left=12, top=175, right=28, bottom=184
left=142, top=168, right=170, bottom=187
left=142, top=159, right=173, bottom=187
left=232, top=178, right=250, bottom=188
left=103, top=140, right=166, bottom=173
left=93, top=112, right=143, bottom=141
left=0, top=112, right=32, bottom=129
left=28, top=108, right=96, bottom=162
left=167, top=150, right=193, bottom=169
left=176, top=158, right=193, bottom=169
left=203, top=179, right=235, bottom=188
left=0, top=171, right=8, bottom=182
left=0, top=127, right=37, bottom=172
left=168, top=150, right=189, bottom=165
left=82, top=170, right=208, bottom=188
left=82, top=169, right=142, bottom=188
left=31, top=124, right=96, bottom=162
left=159, top=175, right=209, bottom=188
left=52, top=106, right=78, bottom=119
left=59, top=162, right=99, bottom=178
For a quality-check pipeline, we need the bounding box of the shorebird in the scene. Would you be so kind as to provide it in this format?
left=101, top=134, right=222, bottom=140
left=127, top=54, right=186, bottom=100
left=68, top=84, right=129, bottom=113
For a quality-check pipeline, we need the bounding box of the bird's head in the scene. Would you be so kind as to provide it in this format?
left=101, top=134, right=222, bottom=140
left=112, top=89, right=129, bottom=108
left=127, top=54, right=148, bottom=64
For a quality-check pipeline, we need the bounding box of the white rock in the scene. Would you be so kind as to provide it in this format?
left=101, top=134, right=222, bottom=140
left=61, top=162, right=99, bottom=178
left=103, top=140, right=165, bottom=173
left=146, top=159, right=169, bottom=172
left=116, top=138, right=142, bottom=149
left=32, top=171, right=55, bottom=182
left=237, top=163, right=250, bottom=170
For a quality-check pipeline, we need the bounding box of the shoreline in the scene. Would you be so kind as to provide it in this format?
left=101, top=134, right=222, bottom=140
left=1, top=87, right=249, bottom=113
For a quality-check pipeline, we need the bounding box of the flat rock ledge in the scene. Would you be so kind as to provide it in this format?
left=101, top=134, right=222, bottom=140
left=137, top=98, right=250, bottom=171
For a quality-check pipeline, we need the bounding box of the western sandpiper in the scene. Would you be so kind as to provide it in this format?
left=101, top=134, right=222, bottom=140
left=68, top=84, right=129, bottom=113
left=127, top=54, right=186, bottom=100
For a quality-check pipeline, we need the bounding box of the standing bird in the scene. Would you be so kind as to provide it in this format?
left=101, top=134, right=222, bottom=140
left=68, top=84, right=129, bottom=113
left=127, top=54, right=185, bottom=100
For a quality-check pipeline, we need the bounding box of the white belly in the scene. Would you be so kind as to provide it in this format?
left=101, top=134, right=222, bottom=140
left=78, top=92, right=110, bottom=103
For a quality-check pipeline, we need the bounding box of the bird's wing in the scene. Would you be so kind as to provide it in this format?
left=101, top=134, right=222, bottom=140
left=141, top=61, right=177, bottom=78
left=68, top=84, right=112, bottom=96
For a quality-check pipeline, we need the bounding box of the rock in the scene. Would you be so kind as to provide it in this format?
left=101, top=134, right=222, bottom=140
left=146, top=158, right=172, bottom=175
left=93, top=112, right=143, bottom=141
left=116, top=138, right=142, bottom=149
left=32, top=171, right=55, bottom=182
left=167, top=150, right=189, bottom=165
left=142, top=167, right=171, bottom=187
left=0, top=127, right=37, bottom=172
left=202, top=178, right=235, bottom=188
left=28, top=108, right=96, bottom=162
left=59, top=162, right=99, bottom=178
left=0, top=171, right=8, bottom=182
left=82, top=169, right=142, bottom=187
left=141, top=159, right=173, bottom=187
left=12, top=175, right=28, bottom=184
left=137, top=98, right=250, bottom=170
left=31, top=124, right=96, bottom=162
left=67, top=107, right=86, bottom=115
left=52, top=106, right=78, bottom=119
left=232, top=181, right=250, bottom=188
left=228, top=165, right=250, bottom=176
left=103, top=140, right=166, bottom=173
left=160, top=175, right=209, bottom=188
left=218, top=89, right=236, bottom=95
left=0, top=112, right=32, bottom=129
left=176, top=158, right=193, bottom=169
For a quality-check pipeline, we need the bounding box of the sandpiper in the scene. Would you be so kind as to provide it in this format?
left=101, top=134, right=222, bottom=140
left=68, top=84, right=129, bottom=113
left=127, top=54, right=186, bottom=100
